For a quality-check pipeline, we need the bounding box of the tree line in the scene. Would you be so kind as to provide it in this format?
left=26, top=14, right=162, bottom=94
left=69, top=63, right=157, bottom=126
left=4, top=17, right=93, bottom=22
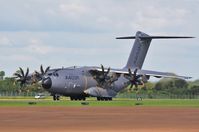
left=0, top=70, right=199, bottom=98
left=119, top=78, right=199, bottom=98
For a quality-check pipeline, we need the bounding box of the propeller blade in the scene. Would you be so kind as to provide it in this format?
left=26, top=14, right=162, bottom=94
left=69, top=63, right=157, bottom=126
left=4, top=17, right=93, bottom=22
left=101, top=64, right=104, bottom=74
left=25, top=68, right=29, bottom=78
left=107, top=67, right=110, bottom=73
left=45, top=66, right=50, bottom=73
left=128, top=68, right=133, bottom=77
left=35, top=70, right=40, bottom=75
left=19, top=67, right=24, bottom=77
left=133, top=68, right=138, bottom=79
left=134, top=68, right=138, bottom=75
left=40, top=65, right=44, bottom=75
left=14, top=73, right=22, bottom=78
left=105, top=67, right=110, bottom=76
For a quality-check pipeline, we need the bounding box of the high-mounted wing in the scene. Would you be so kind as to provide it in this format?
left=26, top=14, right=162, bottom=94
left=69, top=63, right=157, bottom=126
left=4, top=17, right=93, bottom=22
left=92, top=67, right=191, bottom=80
left=136, top=69, right=191, bottom=80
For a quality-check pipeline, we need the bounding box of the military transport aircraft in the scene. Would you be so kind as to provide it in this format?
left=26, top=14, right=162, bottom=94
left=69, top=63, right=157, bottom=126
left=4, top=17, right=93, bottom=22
left=14, top=31, right=193, bottom=101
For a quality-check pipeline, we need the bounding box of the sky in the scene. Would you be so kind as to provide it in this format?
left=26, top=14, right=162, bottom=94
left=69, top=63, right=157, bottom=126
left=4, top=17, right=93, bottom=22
left=0, top=0, right=198, bottom=80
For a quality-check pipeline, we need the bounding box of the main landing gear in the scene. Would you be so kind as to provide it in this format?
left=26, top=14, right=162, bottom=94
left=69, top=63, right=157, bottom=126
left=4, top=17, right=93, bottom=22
left=70, top=96, right=86, bottom=101
left=53, top=94, right=60, bottom=101
left=97, top=97, right=112, bottom=101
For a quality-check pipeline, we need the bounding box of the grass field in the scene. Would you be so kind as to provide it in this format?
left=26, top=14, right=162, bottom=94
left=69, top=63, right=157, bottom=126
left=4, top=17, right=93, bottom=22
left=0, top=97, right=199, bottom=107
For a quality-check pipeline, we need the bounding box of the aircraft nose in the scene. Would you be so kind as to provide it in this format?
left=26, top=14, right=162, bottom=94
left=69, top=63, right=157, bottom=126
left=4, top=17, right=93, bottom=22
left=42, top=77, right=52, bottom=89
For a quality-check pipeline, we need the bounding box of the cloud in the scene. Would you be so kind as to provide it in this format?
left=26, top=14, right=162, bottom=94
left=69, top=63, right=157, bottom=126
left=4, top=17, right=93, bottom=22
left=0, top=54, right=35, bottom=62
left=0, top=36, right=13, bottom=46
left=25, top=38, right=53, bottom=55
left=0, top=0, right=196, bottom=33
left=0, top=0, right=198, bottom=79
left=59, top=3, right=89, bottom=15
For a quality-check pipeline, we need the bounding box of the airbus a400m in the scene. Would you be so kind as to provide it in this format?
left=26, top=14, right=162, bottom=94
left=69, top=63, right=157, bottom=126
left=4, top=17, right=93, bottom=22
left=14, top=31, right=193, bottom=101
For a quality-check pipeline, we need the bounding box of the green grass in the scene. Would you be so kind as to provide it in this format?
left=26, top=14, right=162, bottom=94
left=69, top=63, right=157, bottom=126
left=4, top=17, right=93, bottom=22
left=0, top=97, right=198, bottom=107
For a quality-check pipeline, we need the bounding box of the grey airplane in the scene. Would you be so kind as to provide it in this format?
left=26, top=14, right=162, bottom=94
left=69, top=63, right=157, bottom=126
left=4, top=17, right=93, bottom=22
left=14, top=31, right=193, bottom=101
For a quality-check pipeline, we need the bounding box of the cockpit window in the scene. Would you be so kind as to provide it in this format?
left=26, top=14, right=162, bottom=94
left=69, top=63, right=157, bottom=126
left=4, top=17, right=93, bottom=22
left=48, top=73, right=52, bottom=76
left=53, top=72, right=59, bottom=77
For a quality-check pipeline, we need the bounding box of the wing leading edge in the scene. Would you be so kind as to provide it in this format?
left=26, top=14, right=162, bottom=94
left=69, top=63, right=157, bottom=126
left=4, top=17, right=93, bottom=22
left=92, top=67, right=191, bottom=80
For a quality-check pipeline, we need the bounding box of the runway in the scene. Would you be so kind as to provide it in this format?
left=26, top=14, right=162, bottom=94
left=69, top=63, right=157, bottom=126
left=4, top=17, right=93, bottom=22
left=0, top=106, right=198, bottom=132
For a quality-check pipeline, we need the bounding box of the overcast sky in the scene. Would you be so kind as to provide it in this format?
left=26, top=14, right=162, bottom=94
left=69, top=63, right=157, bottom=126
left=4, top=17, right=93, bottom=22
left=0, top=0, right=198, bottom=80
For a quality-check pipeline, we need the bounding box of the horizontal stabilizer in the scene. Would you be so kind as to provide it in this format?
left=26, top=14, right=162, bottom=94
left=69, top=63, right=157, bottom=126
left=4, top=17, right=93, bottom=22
left=116, top=36, right=194, bottom=39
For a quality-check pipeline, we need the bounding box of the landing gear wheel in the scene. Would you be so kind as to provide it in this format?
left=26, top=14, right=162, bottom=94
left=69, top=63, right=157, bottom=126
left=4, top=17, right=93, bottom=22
left=53, top=95, right=60, bottom=101
left=70, top=96, right=86, bottom=101
left=97, top=97, right=112, bottom=101
left=97, top=97, right=100, bottom=101
left=53, top=95, right=56, bottom=101
left=56, top=96, right=60, bottom=100
left=70, top=97, right=74, bottom=100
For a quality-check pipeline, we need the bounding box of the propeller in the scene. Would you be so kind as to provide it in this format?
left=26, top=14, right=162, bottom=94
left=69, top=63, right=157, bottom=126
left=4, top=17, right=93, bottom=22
left=14, top=67, right=29, bottom=87
left=33, top=65, right=50, bottom=83
left=92, top=64, right=111, bottom=87
left=125, top=68, right=144, bottom=89
left=99, top=64, right=110, bottom=81
left=40, top=65, right=50, bottom=75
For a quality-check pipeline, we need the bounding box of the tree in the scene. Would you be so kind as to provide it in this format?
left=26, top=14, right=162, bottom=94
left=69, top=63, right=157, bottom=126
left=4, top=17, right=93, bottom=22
left=154, top=78, right=188, bottom=95
left=0, top=71, right=5, bottom=80
left=0, top=77, right=20, bottom=93
left=189, top=85, right=199, bottom=94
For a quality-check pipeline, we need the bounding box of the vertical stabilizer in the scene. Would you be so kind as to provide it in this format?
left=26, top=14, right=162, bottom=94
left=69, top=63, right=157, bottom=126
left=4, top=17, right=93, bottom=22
left=124, top=31, right=152, bottom=69
left=116, top=31, right=194, bottom=69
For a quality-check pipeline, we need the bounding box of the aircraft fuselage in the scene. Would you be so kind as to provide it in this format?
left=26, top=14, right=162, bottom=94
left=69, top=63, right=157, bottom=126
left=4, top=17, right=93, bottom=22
left=43, top=66, right=129, bottom=99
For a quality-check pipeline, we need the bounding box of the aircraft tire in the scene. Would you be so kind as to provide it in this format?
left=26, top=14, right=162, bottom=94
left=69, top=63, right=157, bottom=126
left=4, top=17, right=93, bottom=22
left=97, top=97, right=100, bottom=101
left=105, top=98, right=109, bottom=101
left=70, top=97, right=74, bottom=100
left=70, top=96, right=86, bottom=101
left=97, top=97, right=112, bottom=101
left=53, top=95, right=56, bottom=101
left=56, top=96, right=60, bottom=101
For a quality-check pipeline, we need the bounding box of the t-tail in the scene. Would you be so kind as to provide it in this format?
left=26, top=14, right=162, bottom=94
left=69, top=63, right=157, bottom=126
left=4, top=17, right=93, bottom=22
left=116, top=31, right=194, bottom=69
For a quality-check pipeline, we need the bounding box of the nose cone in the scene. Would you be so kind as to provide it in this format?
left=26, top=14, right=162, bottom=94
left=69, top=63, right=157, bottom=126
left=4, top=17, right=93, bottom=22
left=42, top=77, right=52, bottom=89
